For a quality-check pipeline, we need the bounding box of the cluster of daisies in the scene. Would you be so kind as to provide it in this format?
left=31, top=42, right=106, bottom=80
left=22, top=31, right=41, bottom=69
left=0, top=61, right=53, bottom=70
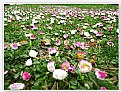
left=4, top=5, right=119, bottom=90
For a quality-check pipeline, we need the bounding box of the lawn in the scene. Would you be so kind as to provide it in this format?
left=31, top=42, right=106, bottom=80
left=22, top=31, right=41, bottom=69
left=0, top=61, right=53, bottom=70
left=4, top=4, right=119, bottom=90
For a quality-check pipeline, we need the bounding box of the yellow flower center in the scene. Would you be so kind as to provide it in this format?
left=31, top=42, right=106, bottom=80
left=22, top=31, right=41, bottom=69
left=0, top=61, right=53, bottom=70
left=81, top=64, right=90, bottom=70
left=63, top=65, right=67, bottom=69
left=65, top=40, right=69, bottom=45
left=77, top=53, right=84, bottom=59
left=90, top=59, right=95, bottom=63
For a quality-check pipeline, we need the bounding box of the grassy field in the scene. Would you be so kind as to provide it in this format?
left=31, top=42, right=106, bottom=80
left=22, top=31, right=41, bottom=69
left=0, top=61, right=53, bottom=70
left=5, top=4, right=119, bottom=9
left=4, top=4, right=119, bottom=90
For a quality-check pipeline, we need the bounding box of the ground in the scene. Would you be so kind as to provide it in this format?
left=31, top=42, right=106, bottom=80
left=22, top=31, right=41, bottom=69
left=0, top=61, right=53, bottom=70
left=4, top=4, right=119, bottom=90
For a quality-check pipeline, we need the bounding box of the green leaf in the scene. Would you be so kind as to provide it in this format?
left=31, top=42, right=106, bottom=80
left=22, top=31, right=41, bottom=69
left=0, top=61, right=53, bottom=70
left=70, top=85, right=77, bottom=89
left=14, top=73, right=20, bottom=79
left=70, top=78, right=78, bottom=86
left=98, top=80, right=117, bottom=90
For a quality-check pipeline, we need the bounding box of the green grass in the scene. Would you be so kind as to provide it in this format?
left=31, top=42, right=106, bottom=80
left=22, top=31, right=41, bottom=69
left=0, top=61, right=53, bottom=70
left=4, top=4, right=119, bottom=90
left=5, top=4, right=118, bottom=9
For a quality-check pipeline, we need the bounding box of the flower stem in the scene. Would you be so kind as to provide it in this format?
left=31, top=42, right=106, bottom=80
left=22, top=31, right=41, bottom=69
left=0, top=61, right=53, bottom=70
left=45, top=80, right=48, bottom=90
left=57, top=81, right=58, bottom=90
left=88, top=74, right=100, bottom=88
left=51, top=81, right=56, bottom=90
left=75, top=60, right=79, bottom=69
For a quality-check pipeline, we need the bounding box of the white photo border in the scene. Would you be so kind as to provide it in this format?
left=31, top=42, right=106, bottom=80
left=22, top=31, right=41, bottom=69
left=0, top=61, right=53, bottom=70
left=1, top=0, right=121, bottom=92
